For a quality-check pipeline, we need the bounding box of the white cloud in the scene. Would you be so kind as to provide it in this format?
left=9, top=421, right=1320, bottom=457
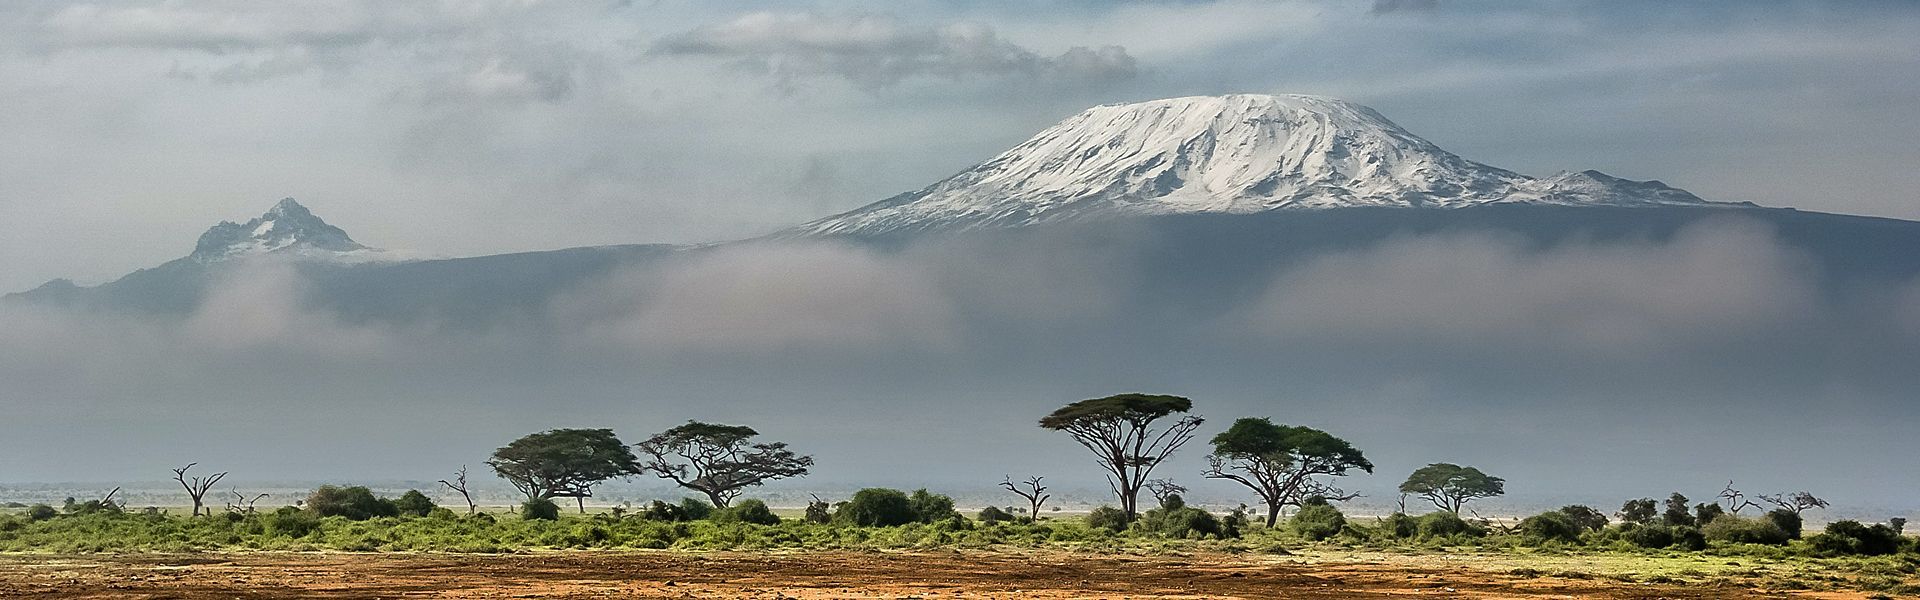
left=651, top=12, right=1136, bottom=89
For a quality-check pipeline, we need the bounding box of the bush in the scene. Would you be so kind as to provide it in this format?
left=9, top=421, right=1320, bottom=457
left=1619, top=523, right=1673, bottom=549
left=1380, top=513, right=1418, bottom=538
left=306, top=486, right=399, bottom=521
left=713, top=499, right=780, bottom=525
left=1764, top=509, right=1803, bottom=539
left=977, top=506, right=1015, bottom=524
left=1671, top=526, right=1706, bottom=551
left=1558, top=505, right=1609, bottom=532
left=1140, top=496, right=1227, bottom=540
left=804, top=498, right=832, bottom=524
left=677, top=498, right=714, bottom=521
left=521, top=498, right=561, bottom=521
left=1701, top=515, right=1789, bottom=545
left=1808, top=520, right=1903, bottom=556
left=1086, top=506, right=1130, bottom=533
left=393, top=490, right=437, bottom=517
left=24, top=504, right=57, bottom=522
left=1290, top=503, right=1346, bottom=541
left=907, top=489, right=959, bottom=523
left=1415, top=512, right=1477, bottom=538
left=835, top=488, right=916, bottom=527
left=1518, top=511, right=1582, bottom=545
left=266, top=506, right=321, bottom=537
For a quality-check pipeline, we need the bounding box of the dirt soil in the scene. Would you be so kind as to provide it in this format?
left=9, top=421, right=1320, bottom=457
left=0, top=550, right=1873, bottom=599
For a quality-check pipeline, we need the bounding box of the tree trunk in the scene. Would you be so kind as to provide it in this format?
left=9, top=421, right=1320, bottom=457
left=1266, top=504, right=1282, bottom=528
left=708, top=491, right=729, bottom=509
left=577, top=496, right=586, bottom=514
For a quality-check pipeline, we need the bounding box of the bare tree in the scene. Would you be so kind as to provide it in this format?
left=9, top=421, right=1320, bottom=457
left=226, top=489, right=268, bottom=514
left=1144, top=478, right=1187, bottom=507
left=439, top=465, right=477, bottom=515
left=1001, top=476, right=1051, bottom=520
left=1718, top=481, right=1760, bottom=514
left=1760, top=491, right=1830, bottom=515
left=171, top=463, right=226, bottom=517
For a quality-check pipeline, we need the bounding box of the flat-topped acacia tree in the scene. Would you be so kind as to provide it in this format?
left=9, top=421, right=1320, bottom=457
left=1204, top=418, right=1373, bottom=528
left=635, top=421, right=813, bottom=508
left=487, top=428, right=640, bottom=513
left=1399, top=463, right=1504, bottom=515
left=1039, top=393, right=1203, bottom=521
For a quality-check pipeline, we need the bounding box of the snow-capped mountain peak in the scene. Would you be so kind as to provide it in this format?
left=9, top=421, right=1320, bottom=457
left=190, top=198, right=373, bottom=262
left=796, top=94, right=1723, bottom=236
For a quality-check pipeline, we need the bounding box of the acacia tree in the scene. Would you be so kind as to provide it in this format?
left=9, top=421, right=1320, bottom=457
left=1398, top=463, right=1504, bottom=515
left=634, top=422, right=812, bottom=508
left=1039, top=393, right=1203, bottom=521
left=1001, top=475, right=1051, bottom=519
left=1203, top=418, right=1374, bottom=528
left=171, top=463, right=226, bottom=517
left=487, top=428, right=639, bottom=513
left=1759, top=491, right=1829, bottom=516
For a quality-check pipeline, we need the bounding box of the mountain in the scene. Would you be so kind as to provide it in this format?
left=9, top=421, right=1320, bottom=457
left=189, top=198, right=374, bottom=262
left=10, top=94, right=1920, bottom=324
left=794, top=94, right=1726, bottom=237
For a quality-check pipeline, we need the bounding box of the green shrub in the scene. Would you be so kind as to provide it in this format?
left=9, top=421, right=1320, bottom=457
left=1558, top=505, right=1609, bottom=532
left=305, top=486, right=399, bottom=521
left=804, top=498, right=832, bottom=524
left=907, top=489, right=959, bottom=523
left=1289, top=503, right=1346, bottom=541
left=978, top=506, right=1015, bottom=524
left=1141, top=497, right=1227, bottom=540
left=835, top=489, right=916, bottom=527
left=1415, top=512, right=1477, bottom=538
left=24, top=504, right=57, bottom=521
left=521, top=499, right=561, bottom=521
left=713, top=499, right=780, bottom=525
left=1518, top=511, right=1582, bottom=545
left=1085, top=506, right=1130, bottom=533
left=677, top=498, right=714, bottom=521
left=1808, top=520, right=1903, bottom=556
left=266, top=506, right=321, bottom=537
left=1619, top=523, right=1674, bottom=549
left=1380, top=513, right=1417, bottom=538
left=392, top=490, right=436, bottom=517
left=1671, top=526, right=1706, bottom=551
left=1701, top=515, right=1789, bottom=545
left=1764, top=509, right=1804, bottom=539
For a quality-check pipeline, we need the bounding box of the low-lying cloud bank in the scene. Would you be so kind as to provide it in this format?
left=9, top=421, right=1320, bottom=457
left=2, top=218, right=1916, bottom=507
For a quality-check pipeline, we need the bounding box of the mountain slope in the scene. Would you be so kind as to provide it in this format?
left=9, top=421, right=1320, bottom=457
left=795, top=94, right=1725, bottom=237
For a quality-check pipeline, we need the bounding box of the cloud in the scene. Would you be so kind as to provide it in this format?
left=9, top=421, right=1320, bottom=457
left=1234, top=219, right=1821, bottom=360
left=651, top=12, right=1137, bottom=90
left=556, top=242, right=960, bottom=354
left=1371, top=0, right=1440, bottom=15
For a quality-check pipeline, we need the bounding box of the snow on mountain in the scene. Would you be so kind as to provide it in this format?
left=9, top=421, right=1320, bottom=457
left=796, top=94, right=1721, bottom=236
left=189, top=198, right=384, bottom=263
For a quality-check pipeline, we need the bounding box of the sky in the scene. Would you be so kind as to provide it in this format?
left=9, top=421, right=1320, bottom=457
left=2, top=0, right=1919, bottom=293
left=1, top=1, right=1919, bottom=514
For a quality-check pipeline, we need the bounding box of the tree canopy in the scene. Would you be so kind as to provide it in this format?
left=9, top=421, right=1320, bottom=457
left=487, top=428, right=639, bottom=505
left=1205, top=417, right=1373, bottom=527
left=1398, top=463, right=1504, bottom=515
left=635, top=421, right=812, bottom=508
left=1039, top=393, right=1203, bottom=521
